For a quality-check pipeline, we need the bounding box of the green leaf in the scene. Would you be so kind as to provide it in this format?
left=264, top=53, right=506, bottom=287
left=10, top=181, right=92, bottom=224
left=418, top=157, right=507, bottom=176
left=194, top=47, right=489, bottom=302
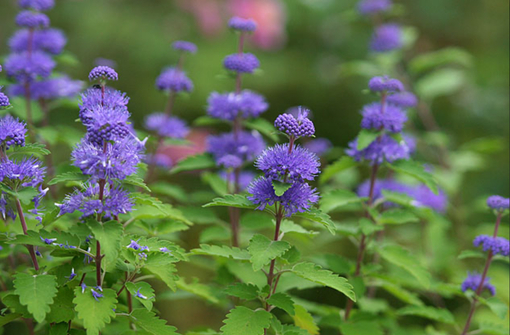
left=458, top=250, right=486, bottom=260
left=409, top=47, right=473, bottom=74
left=381, top=190, right=415, bottom=207
left=482, top=297, right=509, bottom=319
left=340, top=321, right=383, bottom=335
left=280, top=220, right=318, bottom=236
left=244, top=118, right=279, bottom=142
left=378, top=244, right=431, bottom=288
left=86, top=220, right=123, bottom=271
left=203, top=194, right=259, bottom=211
left=126, top=282, right=155, bottom=311
left=48, top=171, right=87, bottom=185
left=292, top=305, right=319, bottom=335
left=357, top=129, right=380, bottom=150
left=378, top=209, right=419, bottom=225
left=248, top=234, right=291, bottom=271
left=319, top=156, right=357, bottom=184
left=220, top=306, right=272, bottom=335
left=144, top=253, right=179, bottom=291
left=224, top=283, right=259, bottom=301
left=0, top=313, right=22, bottom=327
left=359, top=218, right=384, bottom=235
left=294, top=209, right=336, bottom=235
left=320, top=189, right=366, bottom=213
left=7, top=143, right=50, bottom=157
left=202, top=172, right=228, bottom=196
left=272, top=180, right=293, bottom=197
left=291, top=262, right=356, bottom=301
left=47, top=286, right=75, bottom=323
left=151, top=182, right=188, bottom=202
left=49, top=323, right=69, bottom=335
left=73, top=286, right=117, bottom=335
left=194, top=115, right=225, bottom=126
left=130, top=193, right=193, bottom=225
left=415, top=68, right=466, bottom=100
left=129, top=309, right=179, bottom=335
left=397, top=305, right=455, bottom=324
left=176, top=278, right=220, bottom=304
left=13, top=187, right=39, bottom=205
left=267, top=293, right=295, bottom=316
left=122, top=175, right=151, bottom=192
left=171, top=153, right=216, bottom=174
left=13, top=273, right=58, bottom=323
left=192, top=244, right=251, bottom=260
left=387, top=160, right=438, bottom=194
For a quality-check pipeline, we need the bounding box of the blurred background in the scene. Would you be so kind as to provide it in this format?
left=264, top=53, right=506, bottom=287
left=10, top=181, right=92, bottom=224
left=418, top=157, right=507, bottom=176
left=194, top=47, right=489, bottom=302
left=1, top=0, right=508, bottom=332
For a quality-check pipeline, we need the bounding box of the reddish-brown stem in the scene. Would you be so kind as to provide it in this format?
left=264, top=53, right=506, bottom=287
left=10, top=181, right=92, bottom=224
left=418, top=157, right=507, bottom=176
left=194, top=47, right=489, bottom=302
left=125, top=272, right=133, bottom=313
left=265, top=204, right=284, bottom=310
left=15, top=198, right=39, bottom=270
left=461, top=212, right=503, bottom=335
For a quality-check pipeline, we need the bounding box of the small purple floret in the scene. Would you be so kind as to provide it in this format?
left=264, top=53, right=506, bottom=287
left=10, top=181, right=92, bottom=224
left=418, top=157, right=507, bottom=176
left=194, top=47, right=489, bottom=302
left=368, top=76, right=404, bottom=93
left=486, top=195, right=509, bottom=211
left=461, top=272, right=496, bottom=296
left=172, top=41, right=198, bottom=54
left=370, top=24, right=403, bottom=52
left=223, top=53, right=260, bottom=73
left=88, top=66, right=118, bottom=82
left=15, top=11, right=50, bottom=29
left=228, top=17, right=258, bottom=32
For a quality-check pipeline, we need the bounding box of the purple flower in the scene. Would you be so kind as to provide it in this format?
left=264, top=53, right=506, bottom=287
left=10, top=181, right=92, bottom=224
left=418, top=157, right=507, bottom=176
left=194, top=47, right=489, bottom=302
left=1, top=193, right=17, bottom=221
left=0, top=115, right=26, bottom=149
left=223, top=53, right=260, bottom=74
left=91, top=289, right=104, bottom=302
left=155, top=67, right=193, bottom=92
left=29, top=186, right=49, bottom=223
left=9, top=29, right=67, bottom=54
left=304, top=138, right=332, bottom=156
left=146, top=153, right=173, bottom=168
left=248, top=177, right=319, bottom=216
left=228, top=17, right=257, bottom=32
left=139, top=252, right=148, bottom=260
left=461, top=272, right=496, bottom=296
left=126, top=239, right=141, bottom=250
left=346, top=134, right=414, bottom=164
left=81, top=283, right=87, bottom=293
left=66, top=268, right=77, bottom=280
left=207, top=131, right=265, bottom=167
left=473, top=235, right=510, bottom=257
left=256, top=144, right=320, bottom=182
left=135, top=288, right=148, bottom=300
left=357, top=0, right=392, bottom=15
left=159, top=247, right=171, bottom=253
left=370, top=23, right=403, bottom=52
left=387, top=92, right=418, bottom=108
left=58, top=184, right=133, bottom=219
left=0, top=157, right=46, bottom=188
left=10, top=76, right=83, bottom=100
left=0, top=92, right=10, bottom=108
left=360, top=102, right=407, bottom=133
left=40, top=236, right=57, bottom=244
left=19, top=0, right=55, bottom=11
left=5, top=51, right=55, bottom=82
left=219, top=170, right=256, bottom=190
left=274, top=108, right=315, bottom=138
left=486, top=195, right=509, bottom=211
left=16, top=11, right=50, bottom=29
left=172, top=41, right=198, bottom=54
left=368, top=76, right=404, bottom=93
left=79, top=87, right=129, bottom=123
left=80, top=103, right=131, bottom=146
left=145, top=113, right=189, bottom=139
left=207, top=90, right=268, bottom=121
left=88, top=66, right=118, bottom=82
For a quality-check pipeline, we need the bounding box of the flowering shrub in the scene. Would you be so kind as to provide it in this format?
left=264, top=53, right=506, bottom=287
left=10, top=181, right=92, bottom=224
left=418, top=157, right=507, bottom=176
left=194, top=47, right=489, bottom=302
left=0, top=1, right=508, bottom=335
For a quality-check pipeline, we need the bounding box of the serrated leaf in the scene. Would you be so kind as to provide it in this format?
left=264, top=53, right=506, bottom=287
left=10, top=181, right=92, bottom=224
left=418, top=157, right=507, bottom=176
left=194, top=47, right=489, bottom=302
left=320, top=189, right=366, bottom=213
left=244, top=118, right=279, bottom=142
left=171, top=153, right=216, bottom=174
left=86, top=220, right=123, bottom=271
left=202, top=172, right=228, bottom=196
left=122, top=175, right=151, bottom=192
left=291, top=262, right=356, bottom=301
left=378, top=209, right=419, bottom=225
left=220, top=306, right=272, bottom=335
left=319, top=156, right=357, bottom=184
left=378, top=244, right=431, bottom=288
left=280, top=220, right=318, bottom=236
left=126, top=282, right=155, bottom=311
left=48, top=171, right=88, bottom=185
left=145, top=253, right=179, bottom=291
left=73, top=286, right=117, bottom=335
left=409, top=47, right=473, bottom=74
left=15, top=187, right=40, bottom=205
left=130, top=193, right=192, bottom=225
left=224, top=283, right=259, bottom=300
left=359, top=218, right=383, bottom=235
left=415, top=68, right=466, bottom=100
left=176, top=278, right=220, bottom=304
left=14, top=273, right=58, bottom=323
left=268, top=293, right=295, bottom=316
left=203, top=194, right=259, bottom=211
left=7, top=143, right=50, bottom=157
left=11, top=229, right=81, bottom=248
left=340, top=321, right=383, bottom=335
left=129, top=309, right=179, bottom=335
left=192, top=244, right=251, bottom=260
left=2, top=294, right=30, bottom=317
left=294, top=209, right=336, bottom=234
left=387, top=160, right=438, bottom=194
left=272, top=180, right=293, bottom=197
left=381, top=190, right=414, bottom=207
left=292, top=305, right=319, bottom=335
left=357, top=129, right=380, bottom=150
left=0, top=313, right=22, bottom=327
left=49, top=323, right=69, bottom=335
left=397, top=305, right=455, bottom=324
left=47, top=286, right=75, bottom=323
left=481, top=297, right=509, bottom=319
left=248, top=234, right=291, bottom=271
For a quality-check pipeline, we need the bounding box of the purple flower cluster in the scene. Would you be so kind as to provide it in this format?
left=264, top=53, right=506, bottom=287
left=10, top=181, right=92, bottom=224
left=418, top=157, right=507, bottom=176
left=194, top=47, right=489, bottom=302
left=0, top=90, right=10, bottom=108
left=224, top=53, right=260, bottom=74
left=360, top=102, right=407, bottom=133
left=145, top=113, right=189, bottom=139
left=358, top=0, right=392, bottom=15
left=0, top=157, right=46, bottom=188
left=486, top=195, right=509, bottom=212
left=10, top=76, right=83, bottom=100
left=368, top=76, right=404, bottom=93
left=9, top=29, right=66, bottom=54
left=473, top=235, right=510, bottom=257
left=370, top=23, right=402, bottom=52
left=357, top=178, right=448, bottom=212
left=5, top=51, right=55, bottom=82
left=155, top=67, right=194, bottom=93
left=19, top=0, right=55, bottom=11
left=172, top=41, right=198, bottom=54
left=274, top=108, right=315, bottom=138
left=347, top=134, right=415, bottom=164
left=461, top=272, right=496, bottom=296
left=88, top=66, right=118, bottom=82
left=207, top=90, right=268, bottom=121
left=15, top=11, right=50, bottom=28
left=386, top=92, right=418, bottom=108
left=228, top=17, right=258, bottom=32
left=208, top=131, right=265, bottom=169
left=0, top=115, right=26, bottom=149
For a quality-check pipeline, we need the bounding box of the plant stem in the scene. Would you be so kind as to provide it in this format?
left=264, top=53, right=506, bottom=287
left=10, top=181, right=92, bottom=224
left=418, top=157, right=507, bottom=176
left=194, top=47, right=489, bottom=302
left=461, top=212, right=503, bottom=335
left=265, top=203, right=284, bottom=310
left=14, top=198, right=39, bottom=271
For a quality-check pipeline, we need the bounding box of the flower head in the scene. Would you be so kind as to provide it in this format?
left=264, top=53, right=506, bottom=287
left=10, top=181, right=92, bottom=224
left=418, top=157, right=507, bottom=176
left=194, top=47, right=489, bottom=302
left=346, top=134, right=414, bottom=164
left=19, top=0, right=55, bottom=11
left=387, top=92, right=418, bottom=108
left=304, top=138, right=332, bottom=156
left=461, top=272, right=496, bottom=296
left=370, top=23, right=403, bottom=52
left=10, top=76, right=83, bottom=100
left=40, top=236, right=57, bottom=244
left=80, top=104, right=131, bottom=146
left=228, top=17, right=257, bottom=32
left=486, top=195, right=509, bottom=211
left=274, top=108, right=315, bottom=138
left=223, top=53, right=260, bottom=73
left=5, top=51, right=55, bottom=82
left=9, top=29, right=66, bottom=54
left=0, top=157, right=46, bottom=188
left=172, top=41, right=197, bottom=54
left=66, top=268, right=77, bottom=281
left=88, top=66, right=118, bottom=82
left=155, top=67, right=194, bottom=92
left=79, top=87, right=129, bottom=124
left=473, top=235, right=509, bottom=257
left=145, top=113, right=189, bottom=139
left=357, top=0, right=392, bottom=15
left=207, top=90, right=268, bottom=121
left=248, top=177, right=319, bottom=216
left=207, top=131, right=265, bottom=167
left=126, top=239, right=141, bottom=250
left=0, top=115, right=26, bottom=149
left=0, top=92, right=10, bottom=108
left=255, top=144, right=320, bottom=182
left=368, top=76, right=404, bottom=93
left=16, top=11, right=50, bottom=29
left=91, top=288, right=103, bottom=302
left=1, top=193, right=17, bottom=221
left=135, top=288, right=148, bottom=299
left=360, top=102, right=407, bottom=133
